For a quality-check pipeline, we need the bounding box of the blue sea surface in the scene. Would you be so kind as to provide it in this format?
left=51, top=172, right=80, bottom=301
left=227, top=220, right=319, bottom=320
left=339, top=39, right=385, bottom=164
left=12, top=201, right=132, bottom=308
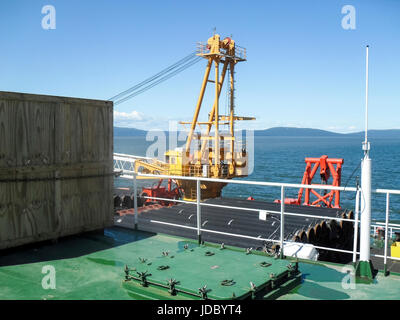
left=114, top=136, right=400, bottom=221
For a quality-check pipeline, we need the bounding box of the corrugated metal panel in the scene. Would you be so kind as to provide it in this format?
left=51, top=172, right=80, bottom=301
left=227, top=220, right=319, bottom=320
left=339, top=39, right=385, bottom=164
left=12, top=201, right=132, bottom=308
left=0, top=91, right=113, bottom=249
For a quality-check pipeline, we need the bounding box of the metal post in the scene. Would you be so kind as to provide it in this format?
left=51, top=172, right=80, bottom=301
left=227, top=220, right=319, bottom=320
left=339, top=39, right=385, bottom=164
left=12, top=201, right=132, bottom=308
left=214, top=59, right=220, bottom=176
left=356, top=45, right=374, bottom=280
left=384, top=193, right=390, bottom=276
left=365, top=45, right=369, bottom=144
left=358, top=156, right=372, bottom=278
left=280, top=186, right=285, bottom=259
left=353, top=189, right=360, bottom=263
left=133, top=173, right=138, bottom=230
left=197, top=179, right=202, bottom=244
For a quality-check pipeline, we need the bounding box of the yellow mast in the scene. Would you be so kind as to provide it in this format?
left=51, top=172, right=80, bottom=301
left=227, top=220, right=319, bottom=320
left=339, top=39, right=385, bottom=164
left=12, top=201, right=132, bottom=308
left=135, top=33, right=255, bottom=201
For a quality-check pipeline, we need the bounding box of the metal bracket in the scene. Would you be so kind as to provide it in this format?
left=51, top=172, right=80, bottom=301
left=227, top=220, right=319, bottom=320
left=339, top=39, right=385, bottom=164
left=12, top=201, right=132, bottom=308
left=198, top=285, right=211, bottom=300
left=167, top=278, right=180, bottom=296
left=136, top=271, right=152, bottom=287
left=250, top=281, right=257, bottom=299
left=220, top=279, right=235, bottom=286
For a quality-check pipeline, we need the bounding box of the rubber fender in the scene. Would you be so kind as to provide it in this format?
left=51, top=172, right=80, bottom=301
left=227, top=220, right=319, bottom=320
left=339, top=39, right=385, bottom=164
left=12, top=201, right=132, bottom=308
left=292, top=235, right=301, bottom=242
left=339, top=211, right=347, bottom=229
left=271, top=243, right=280, bottom=254
left=313, top=223, right=322, bottom=242
left=113, top=195, right=121, bottom=208
left=347, top=210, right=354, bottom=220
left=121, top=194, right=132, bottom=208
left=306, top=227, right=316, bottom=244
left=318, top=221, right=330, bottom=244
left=131, top=193, right=143, bottom=208
left=298, top=230, right=307, bottom=243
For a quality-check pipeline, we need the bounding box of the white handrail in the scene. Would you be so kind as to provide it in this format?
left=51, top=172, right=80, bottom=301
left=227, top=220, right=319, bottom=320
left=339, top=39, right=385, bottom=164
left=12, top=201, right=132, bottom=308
left=114, top=154, right=400, bottom=274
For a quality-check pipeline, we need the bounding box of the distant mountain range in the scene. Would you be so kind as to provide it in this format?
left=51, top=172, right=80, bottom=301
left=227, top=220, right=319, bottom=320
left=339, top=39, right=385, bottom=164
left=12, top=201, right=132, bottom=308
left=114, top=126, right=400, bottom=138
left=114, top=127, right=148, bottom=136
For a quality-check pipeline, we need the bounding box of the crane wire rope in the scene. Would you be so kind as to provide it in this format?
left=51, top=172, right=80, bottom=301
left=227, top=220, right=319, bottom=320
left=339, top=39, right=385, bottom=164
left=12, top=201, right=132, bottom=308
left=114, top=56, right=202, bottom=105
left=109, top=51, right=202, bottom=105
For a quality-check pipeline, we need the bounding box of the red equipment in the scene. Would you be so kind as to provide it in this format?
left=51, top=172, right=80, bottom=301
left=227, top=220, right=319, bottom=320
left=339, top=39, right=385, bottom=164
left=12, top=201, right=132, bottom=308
left=275, top=155, right=343, bottom=208
left=141, top=179, right=182, bottom=206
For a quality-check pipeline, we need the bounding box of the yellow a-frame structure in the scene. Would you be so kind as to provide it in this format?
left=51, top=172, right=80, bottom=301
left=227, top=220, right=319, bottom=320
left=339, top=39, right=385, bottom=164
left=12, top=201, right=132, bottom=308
left=135, top=34, right=255, bottom=200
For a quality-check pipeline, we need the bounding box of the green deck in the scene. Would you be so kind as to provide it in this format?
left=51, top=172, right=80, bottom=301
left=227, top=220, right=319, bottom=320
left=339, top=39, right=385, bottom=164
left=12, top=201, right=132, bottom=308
left=0, top=227, right=399, bottom=300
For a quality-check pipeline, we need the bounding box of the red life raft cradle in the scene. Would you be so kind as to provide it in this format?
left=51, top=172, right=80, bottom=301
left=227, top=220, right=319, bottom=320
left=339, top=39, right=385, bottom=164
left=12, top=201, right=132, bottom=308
left=140, top=179, right=182, bottom=206
left=275, top=155, right=344, bottom=209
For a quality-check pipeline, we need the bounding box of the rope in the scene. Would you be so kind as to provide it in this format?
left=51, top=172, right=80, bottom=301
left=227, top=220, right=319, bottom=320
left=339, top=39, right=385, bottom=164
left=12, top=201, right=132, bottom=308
left=109, top=52, right=203, bottom=105
left=114, top=56, right=202, bottom=105
left=109, top=51, right=197, bottom=101
left=343, top=161, right=362, bottom=190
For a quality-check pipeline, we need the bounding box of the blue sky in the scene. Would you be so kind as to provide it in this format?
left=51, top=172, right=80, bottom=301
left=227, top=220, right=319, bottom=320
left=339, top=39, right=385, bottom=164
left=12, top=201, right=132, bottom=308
left=0, top=0, right=399, bottom=132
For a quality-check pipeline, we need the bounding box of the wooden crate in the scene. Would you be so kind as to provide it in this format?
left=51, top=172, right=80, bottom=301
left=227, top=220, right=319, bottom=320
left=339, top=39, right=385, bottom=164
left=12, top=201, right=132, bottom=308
left=0, top=91, right=113, bottom=249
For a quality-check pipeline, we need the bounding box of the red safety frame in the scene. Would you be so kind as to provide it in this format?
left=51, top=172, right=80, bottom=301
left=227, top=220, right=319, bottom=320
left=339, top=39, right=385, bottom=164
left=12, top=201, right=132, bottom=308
left=275, top=155, right=344, bottom=208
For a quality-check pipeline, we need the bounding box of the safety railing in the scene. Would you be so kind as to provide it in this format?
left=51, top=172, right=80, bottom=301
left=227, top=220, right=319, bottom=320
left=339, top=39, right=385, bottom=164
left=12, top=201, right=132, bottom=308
left=196, top=42, right=247, bottom=60
left=115, top=167, right=400, bottom=275
left=372, top=222, right=400, bottom=239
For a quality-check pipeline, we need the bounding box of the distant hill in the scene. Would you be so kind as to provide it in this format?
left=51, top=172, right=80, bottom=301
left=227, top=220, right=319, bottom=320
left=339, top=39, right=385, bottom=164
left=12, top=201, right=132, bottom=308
left=114, top=127, right=147, bottom=136
left=114, top=126, right=400, bottom=138
left=254, top=127, right=342, bottom=137
left=346, top=129, right=400, bottom=139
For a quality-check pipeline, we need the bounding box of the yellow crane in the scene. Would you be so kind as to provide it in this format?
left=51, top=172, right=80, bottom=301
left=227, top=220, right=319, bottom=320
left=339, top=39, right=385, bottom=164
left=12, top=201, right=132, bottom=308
left=135, top=33, right=255, bottom=200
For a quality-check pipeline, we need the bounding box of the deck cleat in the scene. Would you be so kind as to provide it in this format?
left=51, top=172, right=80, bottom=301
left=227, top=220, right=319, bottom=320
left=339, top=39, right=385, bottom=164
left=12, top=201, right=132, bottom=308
left=259, top=261, right=271, bottom=268
left=250, top=281, right=257, bottom=299
left=162, top=250, right=170, bottom=257
left=167, top=278, right=180, bottom=296
left=220, top=279, right=235, bottom=286
left=124, top=265, right=130, bottom=281
left=157, top=265, right=170, bottom=271
left=137, top=271, right=152, bottom=287
left=198, top=285, right=211, bottom=300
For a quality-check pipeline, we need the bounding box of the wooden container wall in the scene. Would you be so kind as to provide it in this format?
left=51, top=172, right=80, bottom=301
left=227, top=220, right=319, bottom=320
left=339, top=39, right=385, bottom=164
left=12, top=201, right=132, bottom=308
left=0, top=91, right=113, bottom=249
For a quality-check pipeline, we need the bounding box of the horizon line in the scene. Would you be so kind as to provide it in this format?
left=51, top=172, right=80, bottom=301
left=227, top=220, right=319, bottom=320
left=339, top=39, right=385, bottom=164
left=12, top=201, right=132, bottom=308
left=113, top=126, right=400, bottom=135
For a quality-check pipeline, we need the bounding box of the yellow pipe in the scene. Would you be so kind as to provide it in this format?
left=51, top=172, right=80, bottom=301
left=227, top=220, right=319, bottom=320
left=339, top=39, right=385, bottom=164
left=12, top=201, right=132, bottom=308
left=185, top=59, right=212, bottom=155
left=214, top=59, right=220, bottom=176
left=200, top=60, right=229, bottom=158
left=230, top=61, right=235, bottom=156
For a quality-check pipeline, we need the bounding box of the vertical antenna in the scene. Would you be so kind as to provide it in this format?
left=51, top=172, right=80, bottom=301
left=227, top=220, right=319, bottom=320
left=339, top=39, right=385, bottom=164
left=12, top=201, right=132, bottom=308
left=363, top=45, right=370, bottom=157
left=357, top=44, right=373, bottom=280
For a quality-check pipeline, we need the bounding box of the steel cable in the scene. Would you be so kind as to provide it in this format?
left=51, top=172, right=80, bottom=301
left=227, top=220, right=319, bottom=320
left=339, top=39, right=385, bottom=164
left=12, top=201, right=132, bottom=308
left=114, top=56, right=203, bottom=105
left=109, top=52, right=198, bottom=102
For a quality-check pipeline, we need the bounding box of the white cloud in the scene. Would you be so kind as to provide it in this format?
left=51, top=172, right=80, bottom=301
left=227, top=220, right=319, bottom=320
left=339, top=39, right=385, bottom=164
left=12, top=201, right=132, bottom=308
left=113, top=110, right=193, bottom=131
left=114, top=110, right=144, bottom=122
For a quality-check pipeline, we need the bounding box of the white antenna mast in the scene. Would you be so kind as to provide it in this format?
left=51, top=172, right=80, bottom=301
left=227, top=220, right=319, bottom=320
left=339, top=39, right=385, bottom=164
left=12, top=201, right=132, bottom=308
left=357, top=44, right=373, bottom=279
left=363, top=45, right=370, bottom=156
